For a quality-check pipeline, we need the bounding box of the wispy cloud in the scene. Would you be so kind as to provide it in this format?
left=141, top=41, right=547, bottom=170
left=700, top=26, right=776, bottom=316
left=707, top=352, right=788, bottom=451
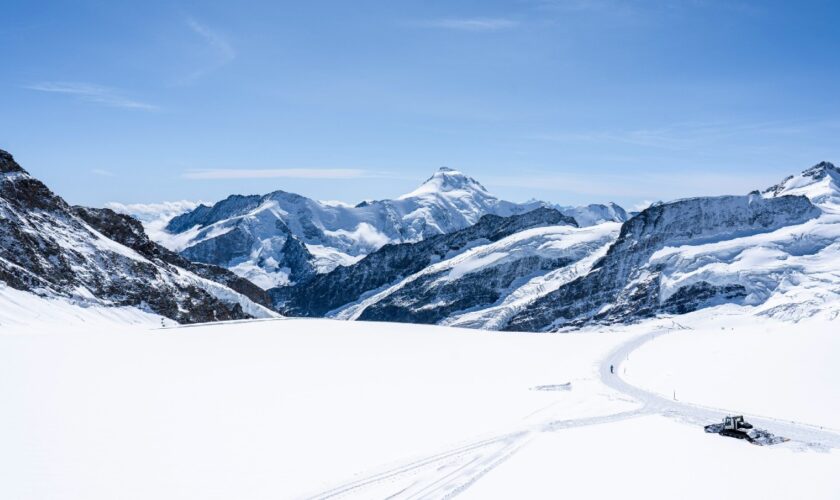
left=419, top=18, right=519, bottom=32
left=25, top=82, right=158, bottom=110
left=182, top=18, right=235, bottom=81
left=484, top=169, right=776, bottom=200
left=532, top=119, right=830, bottom=151
left=632, top=199, right=654, bottom=212
left=182, top=168, right=378, bottom=180
left=91, top=168, right=115, bottom=177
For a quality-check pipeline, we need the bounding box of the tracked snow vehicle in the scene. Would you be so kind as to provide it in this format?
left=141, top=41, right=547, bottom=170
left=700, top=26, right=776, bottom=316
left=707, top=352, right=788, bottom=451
left=705, top=415, right=788, bottom=446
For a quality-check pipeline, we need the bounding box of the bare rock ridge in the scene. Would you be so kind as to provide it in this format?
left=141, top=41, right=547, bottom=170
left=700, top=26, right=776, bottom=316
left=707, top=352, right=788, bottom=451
left=273, top=207, right=578, bottom=317
left=0, top=149, right=270, bottom=324
left=505, top=193, right=821, bottom=331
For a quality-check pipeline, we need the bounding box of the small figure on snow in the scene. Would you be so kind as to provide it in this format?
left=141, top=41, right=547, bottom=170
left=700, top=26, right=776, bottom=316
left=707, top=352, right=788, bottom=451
left=610, top=364, right=614, bottom=374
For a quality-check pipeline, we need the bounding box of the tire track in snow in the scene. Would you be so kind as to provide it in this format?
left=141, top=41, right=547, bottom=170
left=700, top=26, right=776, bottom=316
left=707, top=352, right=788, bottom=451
left=602, top=329, right=840, bottom=450
left=306, top=327, right=840, bottom=499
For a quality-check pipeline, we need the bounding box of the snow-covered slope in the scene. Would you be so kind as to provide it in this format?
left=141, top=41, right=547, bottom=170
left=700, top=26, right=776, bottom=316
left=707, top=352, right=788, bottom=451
left=507, top=191, right=822, bottom=330
left=106, top=200, right=202, bottom=242
left=638, top=161, right=840, bottom=324
left=157, top=167, right=625, bottom=288
left=443, top=223, right=620, bottom=329
left=763, top=161, right=840, bottom=205
left=276, top=207, right=577, bottom=317
left=0, top=149, right=275, bottom=324
left=501, top=162, right=840, bottom=331
left=557, top=202, right=628, bottom=227
left=335, top=222, right=620, bottom=326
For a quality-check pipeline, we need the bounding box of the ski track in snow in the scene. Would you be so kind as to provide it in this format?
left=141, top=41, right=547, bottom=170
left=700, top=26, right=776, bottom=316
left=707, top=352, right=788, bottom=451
left=304, top=328, right=840, bottom=500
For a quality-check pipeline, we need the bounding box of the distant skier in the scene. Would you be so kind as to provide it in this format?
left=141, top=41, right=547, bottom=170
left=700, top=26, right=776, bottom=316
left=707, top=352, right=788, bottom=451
left=610, top=364, right=614, bottom=374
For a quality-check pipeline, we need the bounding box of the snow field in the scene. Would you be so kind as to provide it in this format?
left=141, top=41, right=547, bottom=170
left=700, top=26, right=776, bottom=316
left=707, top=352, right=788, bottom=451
left=462, top=414, right=840, bottom=500
left=0, top=318, right=633, bottom=500
left=623, top=316, right=840, bottom=430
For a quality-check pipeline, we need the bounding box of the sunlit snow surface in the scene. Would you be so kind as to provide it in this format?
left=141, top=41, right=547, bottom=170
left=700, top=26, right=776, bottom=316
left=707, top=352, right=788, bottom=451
left=2, top=300, right=839, bottom=499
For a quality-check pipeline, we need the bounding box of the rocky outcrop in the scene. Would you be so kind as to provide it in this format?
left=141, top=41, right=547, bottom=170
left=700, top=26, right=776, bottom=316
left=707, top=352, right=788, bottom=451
left=159, top=168, right=552, bottom=286
left=275, top=208, right=578, bottom=317
left=505, top=193, right=821, bottom=331
left=0, top=149, right=267, bottom=324
left=357, top=254, right=574, bottom=324
left=72, top=206, right=272, bottom=309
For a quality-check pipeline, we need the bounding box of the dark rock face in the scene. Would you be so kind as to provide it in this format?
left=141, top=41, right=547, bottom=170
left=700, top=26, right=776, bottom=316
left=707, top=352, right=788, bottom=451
left=281, top=231, right=316, bottom=283
left=181, top=225, right=257, bottom=267
left=660, top=281, right=747, bottom=315
left=73, top=206, right=272, bottom=309
left=358, top=255, right=573, bottom=324
left=0, top=149, right=258, bottom=323
left=172, top=199, right=317, bottom=286
left=505, top=194, right=821, bottom=331
left=275, top=207, right=577, bottom=317
left=0, top=150, right=25, bottom=173
left=166, top=195, right=262, bottom=233
left=163, top=168, right=552, bottom=285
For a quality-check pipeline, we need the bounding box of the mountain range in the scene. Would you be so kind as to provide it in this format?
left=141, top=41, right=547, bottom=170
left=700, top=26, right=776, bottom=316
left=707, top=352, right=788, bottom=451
left=153, top=167, right=627, bottom=289
left=0, top=150, right=274, bottom=324
left=3, top=146, right=839, bottom=331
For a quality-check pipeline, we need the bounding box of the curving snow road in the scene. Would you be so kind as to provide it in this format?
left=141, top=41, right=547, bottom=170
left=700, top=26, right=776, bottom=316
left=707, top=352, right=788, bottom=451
left=602, top=329, right=840, bottom=449
left=305, top=327, right=840, bottom=499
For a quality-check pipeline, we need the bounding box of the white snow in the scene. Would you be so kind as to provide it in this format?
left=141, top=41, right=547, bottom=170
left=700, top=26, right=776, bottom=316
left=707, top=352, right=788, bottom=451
left=447, top=251, right=508, bottom=280
left=177, top=268, right=278, bottom=319
left=3, top=310, right=838, bottom=499
left=650, top=211, right=840, bottom=319
left=228, top=261, right=291, bottom=289
left=305, top=244, right=364, bottom=272
left=333, top=222, right=620, bottom=325
left=321, top=222, right=391, bottom=251
left=624, top=315, right=840, bottom=429
left=764, top=162, right=840, bottom=206
left=146, top=167, right=546, bottom=282
left=462, top=414, right=840, bottom=500
left=106, top=200, right=204, bottom=244
left=0, top=284, right=167, bottom=329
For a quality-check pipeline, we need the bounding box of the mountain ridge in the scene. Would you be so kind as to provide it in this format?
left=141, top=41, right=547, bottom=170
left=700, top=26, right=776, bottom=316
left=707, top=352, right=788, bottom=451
left=0, top=149, right=275, bottom=324
left=154, top=167, right=627, bottom=289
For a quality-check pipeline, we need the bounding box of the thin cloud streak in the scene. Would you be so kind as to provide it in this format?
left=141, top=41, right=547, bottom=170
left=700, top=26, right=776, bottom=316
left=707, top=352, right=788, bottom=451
left=183, top=168, right=380, bottom=180
left=91, top=169, right=115, bottom=177
left=419, top=18, right=519, bottom=32
left=484, top=169, right=777, bottom=201
left=180, top=18, right=236, bottom=83
left=186, top=18, right=236, bottom=63
left=25, top=82, right=158, bottom=110
left=532, top=119, right=839, bottom=151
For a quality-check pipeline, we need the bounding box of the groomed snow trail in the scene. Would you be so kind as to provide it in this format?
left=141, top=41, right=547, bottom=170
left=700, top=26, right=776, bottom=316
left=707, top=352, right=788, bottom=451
left=305, top=327, right=840, bottom=500
left=602, top=329, right=840, bottom=450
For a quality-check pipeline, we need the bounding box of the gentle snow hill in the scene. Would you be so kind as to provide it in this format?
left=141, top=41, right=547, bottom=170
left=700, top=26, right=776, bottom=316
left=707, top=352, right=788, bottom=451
left=0, top=149, right=275, bottom=324
left=0, top=283, right=168, bottom=329
left=154, top=166, right=626, bottom=289
left=624, top=312, right=840, bottom=430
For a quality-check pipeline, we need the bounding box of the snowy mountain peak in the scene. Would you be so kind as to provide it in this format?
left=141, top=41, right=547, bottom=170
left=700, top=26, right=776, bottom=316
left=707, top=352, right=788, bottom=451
left=0, top=149, right=26, bottom=174
left=764, top=160, right=840, bottom=205
left=400, top=167, right=490, bottom=199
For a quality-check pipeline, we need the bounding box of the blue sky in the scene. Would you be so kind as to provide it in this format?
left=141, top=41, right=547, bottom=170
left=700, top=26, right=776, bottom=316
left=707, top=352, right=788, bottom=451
left=2, top=0, right=839, bottom=210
